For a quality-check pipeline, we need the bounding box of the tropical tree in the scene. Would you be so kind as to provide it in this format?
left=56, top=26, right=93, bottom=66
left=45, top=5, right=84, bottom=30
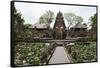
left=64, top=13, right=76, bottom=27
left=75, top=16, right=83, bottom=23
left=89, top=13, right=97, bottom=41
left=90, top=13, right=97, bottom=28
left=14, top=6, right=32, bottom=40
left=64, top=13, right=83, bottom=37
left=14, top=6, right=24, bottom=39
left=23, top=24, right=33, bottom=38
left=39, top=10, right=54, bottom=27
left=39, top=16, right=45, bottom=24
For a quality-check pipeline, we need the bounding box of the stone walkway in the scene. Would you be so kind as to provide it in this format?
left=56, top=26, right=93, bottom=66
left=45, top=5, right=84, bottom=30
left=48, top=46, right=71, bottom=64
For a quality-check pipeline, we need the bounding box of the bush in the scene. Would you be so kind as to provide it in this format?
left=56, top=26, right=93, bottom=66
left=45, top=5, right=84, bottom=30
left=15, top=42, right=56, bottom=66
left=66, top=43, right=97, bottom=63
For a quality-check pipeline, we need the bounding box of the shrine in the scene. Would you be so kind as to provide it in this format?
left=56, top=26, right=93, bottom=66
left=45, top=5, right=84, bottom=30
left=53, top=11, right=66, bottom=39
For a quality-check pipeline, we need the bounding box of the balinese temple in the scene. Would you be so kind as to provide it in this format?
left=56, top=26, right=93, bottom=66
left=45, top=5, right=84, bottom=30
left=69, top=22, right=87, bottom=37
left=53, top=11, right=66, bottom=39
left=29, top=23, right=51, bottom=38
left=30, top=11, right=88, bottom=39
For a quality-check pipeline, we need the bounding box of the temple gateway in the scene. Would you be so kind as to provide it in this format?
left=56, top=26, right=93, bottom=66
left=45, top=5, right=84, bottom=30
left=53, top=11, right=66, bottom=39
left=30, top=11, right=87, bottom=39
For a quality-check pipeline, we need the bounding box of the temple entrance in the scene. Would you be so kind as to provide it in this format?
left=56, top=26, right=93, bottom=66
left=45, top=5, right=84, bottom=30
left=55, top=27, right=64, bottom=39
left=53, top=11, right=66, bottom=39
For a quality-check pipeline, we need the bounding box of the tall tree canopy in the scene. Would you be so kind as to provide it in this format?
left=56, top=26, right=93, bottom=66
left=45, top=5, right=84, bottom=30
left=64, top=13, right=83, bottom=29
left=90, top=13, right=97, bottom=27
left=64, top=13, right=83, bottom=37
left=89, top=13, right=97, bottom=41
left=14, top=6, right=32, bottom=39
left=14, top=6, right=24, bottom=38
left=75, top=16, right=83, bottom=23
left=39, top=10, right=54, bottom=24
left=64, top=13, right=76, bottom=28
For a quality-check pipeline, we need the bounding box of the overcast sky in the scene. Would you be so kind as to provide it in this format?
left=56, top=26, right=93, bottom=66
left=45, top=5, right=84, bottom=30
left=15, top=2, right=96, bottom=28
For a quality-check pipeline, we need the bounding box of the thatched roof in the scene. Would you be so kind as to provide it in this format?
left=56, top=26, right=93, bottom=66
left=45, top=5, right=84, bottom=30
left=72, top=23, right=87, bottom=28
left=29, top=23, right=47, bottom=29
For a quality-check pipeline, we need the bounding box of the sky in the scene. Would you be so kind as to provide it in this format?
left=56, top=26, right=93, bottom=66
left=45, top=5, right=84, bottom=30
left=14, top=2, right=97, bottom=28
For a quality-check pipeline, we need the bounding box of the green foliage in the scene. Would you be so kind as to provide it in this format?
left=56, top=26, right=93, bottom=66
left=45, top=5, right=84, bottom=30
left=90, top=13, right=97, bottom=27
left=90, top=34, right=96, bottom=41
left=39, top=10, right=54, bottom=24
left=23, top=24, right=33, bottom=38
left=64, top=13, right=83, bottom=28
left=15, top=42, right=56, bottom=66
left=64, top=13, right=83, bottom=37
left=14, top=6, right=32, bottom=39
left=88, top=13, right=97, bottom=41
left=75, top=16, right=83, bottom=23
left=66, top=43, right=97, bottom=63
left=64, top=13, right=76, bottom=26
